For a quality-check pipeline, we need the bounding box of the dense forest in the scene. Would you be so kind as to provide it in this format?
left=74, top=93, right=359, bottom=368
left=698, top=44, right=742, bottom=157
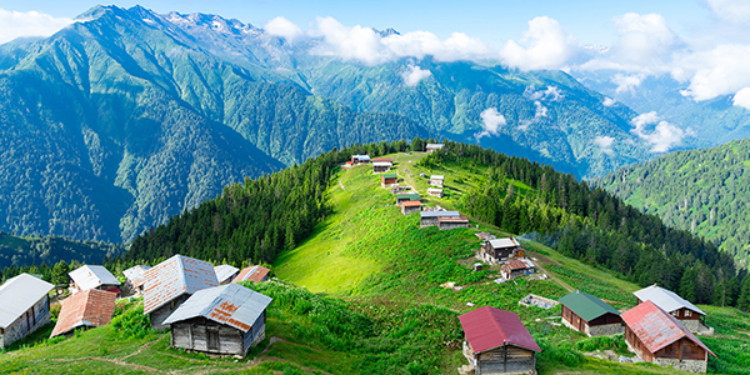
left=428, top=141, right=745, bottom=308
left=593, top=139, right=750, bottom=268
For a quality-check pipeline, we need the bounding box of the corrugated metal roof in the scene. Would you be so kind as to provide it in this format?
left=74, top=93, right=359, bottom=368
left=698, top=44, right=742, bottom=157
left=396, top=193, right=420, bottom=200
left=401, top=200, right=422, bottom=207
left=504, top=259, right=531, bottom=271
left=426, top=144, right=444, bottom=149
left=373, top=162, right=392, bottom=167
left=123, top=265, right=151, bottom=287
left=143, top=255, right=219, bottom=315
left=420, top=210, right=460, bottom=218
left=381, top=173, right=398, bottom=179
left=559, top=290, right=620, bottom=322
left=69, top=265, right=120, bottom=291
left=163, top=284, right=272, bottom=332
left=430, top=175, right=445, bottom=180
left=621, top=300, right=715, bottom=357
left=427, top=188, right=443, bottom=193
left=214, top=265, right=240, bottom=284
left=0, top=273, right=54, bottom=328
left=488, top=237, right=519, bottom=249
left=459, top=306, right=541, bottom=354
left=633, top=285, right=705, bottom=316
left=438, top=216, right=468, bottom=222
left=50, top=289, right=116, bottom=338
left=232, top=265, right=271, bottom=283
left=352, top=154, right=371, bottom=161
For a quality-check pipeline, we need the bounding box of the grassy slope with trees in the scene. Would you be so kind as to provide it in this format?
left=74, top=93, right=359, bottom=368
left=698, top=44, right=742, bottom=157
left=2, top=144, right=749, bottom=374
left=594, top=139, right=750, bottom=269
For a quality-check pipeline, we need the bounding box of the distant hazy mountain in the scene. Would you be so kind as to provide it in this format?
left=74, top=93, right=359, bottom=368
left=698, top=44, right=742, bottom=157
left=575, top=71, right=750, bottom=149
left=594, top=139, right=750, bottom=268
left=0, top=5, right=656, bottom=244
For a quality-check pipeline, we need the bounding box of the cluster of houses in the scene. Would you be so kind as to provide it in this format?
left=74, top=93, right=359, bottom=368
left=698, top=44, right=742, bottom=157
left=0, top=256, right=272, bottom=356
left=460, top=283, right=716, bottom=374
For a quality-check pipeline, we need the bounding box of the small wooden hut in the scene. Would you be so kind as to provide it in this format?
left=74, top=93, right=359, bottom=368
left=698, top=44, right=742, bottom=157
left=481, top=238, right=522, bottom=264
left=401, top=200, right=422, bottom=215
left=558, top=290, right=623, bottom=336
left=430, top=175, right=445, bottom=187
left=396, top=193, right=421, bottom=205
left=438, top=216, right=469, bottom=230
left=425, top=143, right=444, bottom=153
left=69, top=265, right=121, bottom=295
left=621, top=300, right=715, bottom=373
left=51, top=289, right=116, bottom=338
left=458, top=306, right=541, bottom=375
left=164, top=284, right=272, bottom=356
left=420, top=210, right=460, bottom=227
left=0, top=274, right=53, bottom=349
left=500, top=259, right=535, bottom=280
left=381, top=173, right=398, bottom=187
left=214, top=265, right=240, bottom=285
left=427, top=188, right=444, bottom=198
left=633, top=284, right=707, bottom=332
left=351, top=155, right=371, bottom=165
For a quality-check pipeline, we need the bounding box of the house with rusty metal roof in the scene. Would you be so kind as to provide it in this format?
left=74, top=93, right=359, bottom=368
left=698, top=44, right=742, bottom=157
left=214, top=265, right=240, bottom=285
left=232, top=265, right=271, bottom=284
left=50, top=289, right=116, bottom=338
left=559, top=290, right=623, bottom=337
left=69, top=265, right=121, bottom=295
left=481, top=237, right=523, bottom=264
left=458, top=306, right=541, bottom=375
left=622, top=300, right=715, bottom=373
left=143, top=255, right=219, bottom=330
left=123, top=265, right=151, bottom=295
left=500, top=259, right=535, bottom=280
left=163, top=283, right=272, bottom=356
left=633, top=284, right=707, bottom=332
left=0, top=273, right=54, bottom=349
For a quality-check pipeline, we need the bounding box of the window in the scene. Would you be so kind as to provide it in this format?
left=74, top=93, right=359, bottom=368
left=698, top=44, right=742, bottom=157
left=685, top=310, right=692, bottom=317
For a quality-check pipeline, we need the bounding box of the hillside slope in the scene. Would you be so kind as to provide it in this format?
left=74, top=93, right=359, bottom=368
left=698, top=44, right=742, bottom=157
left=0, top=231, right=124, bottom=271
left=594, top=139, right=750, bottom=267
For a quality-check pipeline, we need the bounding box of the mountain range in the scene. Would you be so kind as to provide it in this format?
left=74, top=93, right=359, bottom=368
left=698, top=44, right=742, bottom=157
left=0, top=5, right=714, bottom=245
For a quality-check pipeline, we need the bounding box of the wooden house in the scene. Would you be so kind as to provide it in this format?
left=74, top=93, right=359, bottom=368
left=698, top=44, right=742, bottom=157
left=500, top=259, right=535, bottom=280
left=458, top=306, right=541, bottom=375
left=372, top=161, right=392, bottom=173
left=559, top=291, right=623, bottom=336
left=214, top=265, right=240, bottom=285
left=143, top=255, right=219, bottom=330
left=427, top=188, right=444, bottom=198
left=633, top=285, right=707, bottom=332
left=232, top=265, right=271, bottom=283
left=69, top=265, right=121, bottom=295
left=425, top=143, right=444, bottom=153
left=396, top=193, right=421, bottom=205
left=372, top=158, right=394, bottom=163
left=164, top=284, right=272, bottom=357
left=401, top=200, right=422, bottom=215
left=438, top=216, right=469, bottom=230
left=622, top=300, right=715, bottom=373
left=420, top=210, right=460, bottom=227
left=481, top=237, right=522, bottom=264
left=351, top=154, right=371, bottom=165
left=430, top=175, right=445, bottom=187
left=50, top=289, right=116, bottom=338
left=381, top=173, right=398, bottom=187
left=0, top=274, right=54, bottom=349
left=123, top=265, right=151, bottom=296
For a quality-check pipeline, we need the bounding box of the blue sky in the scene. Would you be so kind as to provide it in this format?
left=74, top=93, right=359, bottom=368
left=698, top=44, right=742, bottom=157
left=0, top=0, right=712, bottom=46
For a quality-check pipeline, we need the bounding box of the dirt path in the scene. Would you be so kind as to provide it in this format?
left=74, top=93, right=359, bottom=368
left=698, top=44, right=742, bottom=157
left=528, top=252, right=574, bottom=293
left=339, top=180, right=345, bottom=190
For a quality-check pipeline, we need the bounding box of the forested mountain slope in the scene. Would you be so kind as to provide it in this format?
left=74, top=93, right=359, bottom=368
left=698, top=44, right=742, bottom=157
left=594, top=138, right=750, bottom=268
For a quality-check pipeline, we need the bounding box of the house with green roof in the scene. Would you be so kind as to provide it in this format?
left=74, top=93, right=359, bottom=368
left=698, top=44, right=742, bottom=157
left=395, top=193, right=420, bottom=205
left=559, top=290, right=623, bottom=336
left=381, top=173, right=398, bottom=187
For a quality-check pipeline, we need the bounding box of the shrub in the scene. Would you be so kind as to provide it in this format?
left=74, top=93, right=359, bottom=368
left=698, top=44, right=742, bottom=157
left=110, top=303, right=155, bottom=339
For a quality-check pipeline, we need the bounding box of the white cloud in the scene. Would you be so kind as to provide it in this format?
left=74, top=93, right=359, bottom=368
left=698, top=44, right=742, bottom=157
left=677, top=44, right=750, bottom=102
left=612, top=73, right=646, bottom=94
left=611, top=13, right=676, bottom=68
left=264, top=16, right=303, bottom=41
left=517, top=100, right=548, bottom=132
left=534, top=100, right=548, bottom=118
left=593, top=136, right=615, bottom=155
left=0, top=8, right=74, bottom=44
left=500, top=16, right=580, bottom=71
left=523, top=85, right=563, bottom=101
left=475, top=108, right=506, bottom=140
left=630, top=111, right=688, bottom=152
left=310, top=16, right=490, bottom=65
left=602, top=97, right=616, bottom=107
left=732, top=87, right=750, bottom=109
left=704, top=0, right=750, bottom=24
left=400, top=64, right=432, bottom=87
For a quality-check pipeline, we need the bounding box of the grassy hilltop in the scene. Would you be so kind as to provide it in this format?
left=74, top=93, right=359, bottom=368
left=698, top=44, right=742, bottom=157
left=2, top=151, right=749, bottom=374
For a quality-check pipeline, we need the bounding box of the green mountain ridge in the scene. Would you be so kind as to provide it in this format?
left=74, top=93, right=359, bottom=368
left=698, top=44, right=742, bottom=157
left=593, top=138, right=750, bottom=267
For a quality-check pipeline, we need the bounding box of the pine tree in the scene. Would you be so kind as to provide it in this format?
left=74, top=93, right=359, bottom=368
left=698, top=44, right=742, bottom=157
left=737, top=277, right=750, bottom=311
left=679, top=267, right=697, bottom=302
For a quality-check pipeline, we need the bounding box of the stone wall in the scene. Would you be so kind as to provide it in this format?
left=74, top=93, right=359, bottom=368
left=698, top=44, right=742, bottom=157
left=680, top=319, right=701, bottom=332
left=587, top=323, right=624, bottom=337
left=654, top=358, right=707, bottom=373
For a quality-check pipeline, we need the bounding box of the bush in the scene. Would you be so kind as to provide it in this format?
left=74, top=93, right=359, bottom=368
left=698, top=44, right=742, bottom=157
left=110, top=303, right=155, bottom=339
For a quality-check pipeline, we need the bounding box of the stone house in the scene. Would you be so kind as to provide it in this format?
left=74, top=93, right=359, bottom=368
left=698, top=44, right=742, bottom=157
left=420, top=210, right=460, bottom=227
left=559, top=290, right=623, bottom=336
left=622, top=300, right=715, bottom=373
left=633, top=284, right=707, bottom=332
left=500, top=259, right=535, bottom=280
left=0, top=274, right=54, bottom=348
left=164, top=284, right=272, bottom=356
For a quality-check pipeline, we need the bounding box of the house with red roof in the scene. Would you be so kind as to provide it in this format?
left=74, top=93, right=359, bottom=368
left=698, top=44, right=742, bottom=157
left=621, top=300, right=715, bottom=373
left=51, top=289, right=116, bottom=338
left=458, top=306, right=541, bottom=375
left=232, top=265, right=271, bottom=284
